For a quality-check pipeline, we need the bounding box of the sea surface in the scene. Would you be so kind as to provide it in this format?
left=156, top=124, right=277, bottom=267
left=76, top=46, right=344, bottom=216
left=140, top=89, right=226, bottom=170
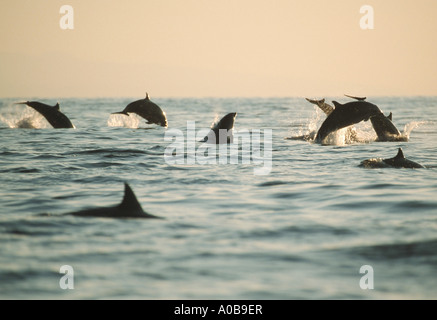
left=0, top=96, right=436, bottom=300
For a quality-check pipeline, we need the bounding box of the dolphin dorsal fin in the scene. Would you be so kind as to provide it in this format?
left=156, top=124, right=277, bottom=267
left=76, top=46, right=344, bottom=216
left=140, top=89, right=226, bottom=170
left=119, top=183, right=144, bottom=214
left=388, top=112, right=393, bottom=121
left=332, top=101, right=343, bottom=109
left=395, top=148, right=405, bottom=159
left=54, top=103, right=60, bottom=111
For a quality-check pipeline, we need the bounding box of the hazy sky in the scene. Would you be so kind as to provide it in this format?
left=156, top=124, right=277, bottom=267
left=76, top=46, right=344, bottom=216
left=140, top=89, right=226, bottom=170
left=1, top=0, right=436, bottom=98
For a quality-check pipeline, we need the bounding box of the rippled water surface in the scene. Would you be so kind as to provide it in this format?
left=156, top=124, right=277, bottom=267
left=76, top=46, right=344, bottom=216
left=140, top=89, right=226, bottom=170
left=1, top=96, right=436, bottom=299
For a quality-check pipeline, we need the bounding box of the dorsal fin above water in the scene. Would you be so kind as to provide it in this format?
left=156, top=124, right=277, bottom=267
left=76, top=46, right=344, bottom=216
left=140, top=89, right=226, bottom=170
left=119, top=183, right=144, bottom=214
left=388, top=112, right=393, bottom=121
left=332, top=101, right=343, bottom=109
left=395, top=148, right=405, bottom=159
left=54, top=103, right=60, bottom=111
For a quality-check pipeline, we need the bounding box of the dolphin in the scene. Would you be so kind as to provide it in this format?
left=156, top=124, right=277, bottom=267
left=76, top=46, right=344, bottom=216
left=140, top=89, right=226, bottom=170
left=112, top=93, right=168, bottom=127
left=201, top=112, right=237, bottom=144
left=315, top=100, right=383, bottom=143
left=15, top=101, right=74, bottom=129
left=65, top=183, right=162, bottom=219
left=370, top=112, right=407, bottom=142
left=359, top=148, right=425, bottom=169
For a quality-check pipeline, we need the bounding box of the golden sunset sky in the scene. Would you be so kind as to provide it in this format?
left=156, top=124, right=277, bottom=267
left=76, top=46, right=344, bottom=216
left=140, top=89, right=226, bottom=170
left=1, top=0, right=436, bottom=98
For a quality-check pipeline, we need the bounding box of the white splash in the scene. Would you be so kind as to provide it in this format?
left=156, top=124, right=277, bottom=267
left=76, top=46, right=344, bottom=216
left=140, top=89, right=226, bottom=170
left=0, top=104, right=51, bottom=129
left=107, top=113, right=141, bottom=128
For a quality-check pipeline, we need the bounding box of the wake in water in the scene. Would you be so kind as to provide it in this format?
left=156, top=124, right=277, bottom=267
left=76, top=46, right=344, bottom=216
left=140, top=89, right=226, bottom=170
left=107, top=113, right=141, bottom=128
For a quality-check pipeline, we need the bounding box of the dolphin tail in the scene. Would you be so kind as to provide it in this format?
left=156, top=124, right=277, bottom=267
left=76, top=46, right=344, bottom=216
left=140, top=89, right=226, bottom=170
left=305, top=98, right=325, bottom=105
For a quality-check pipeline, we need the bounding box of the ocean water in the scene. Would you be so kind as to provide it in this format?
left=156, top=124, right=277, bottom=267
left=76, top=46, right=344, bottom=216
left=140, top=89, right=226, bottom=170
left=0, top=96, right=436, bottom=300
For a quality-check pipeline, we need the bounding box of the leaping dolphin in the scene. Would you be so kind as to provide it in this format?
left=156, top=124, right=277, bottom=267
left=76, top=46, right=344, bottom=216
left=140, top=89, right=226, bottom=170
left=315, top=100, right=383, bottom=143
left=360, top=148, right=425, bottom=169
left=65, top=183, right=162, bottom=219
left=201, top=112, right=237, bottom=144
left=112, top=93, right=168, bottom=127
left=370, top=112, right=407, bottom=142
left=15, top=101, right=74, bottom=129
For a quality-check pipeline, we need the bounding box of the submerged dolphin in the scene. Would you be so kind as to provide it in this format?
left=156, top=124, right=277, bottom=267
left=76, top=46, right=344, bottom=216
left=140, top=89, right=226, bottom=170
left=315, top=100, right=383, bottom=143
left=66, top=183, right=162, bottom=219
left=359, top=148, right=425, bottom=169
left=112, top=93, right=168, bottom=127
left=15, top=101, right=74, bottom=129
left=201, top=112, right=237, bottom=144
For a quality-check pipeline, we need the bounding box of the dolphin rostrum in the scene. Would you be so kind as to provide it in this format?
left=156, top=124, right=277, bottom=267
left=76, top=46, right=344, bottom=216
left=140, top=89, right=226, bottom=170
left=66, top=183, right=162, bottom=219
left=112, top=93, right=168, bottom=127
left=15, top=101, right=74, bottom=129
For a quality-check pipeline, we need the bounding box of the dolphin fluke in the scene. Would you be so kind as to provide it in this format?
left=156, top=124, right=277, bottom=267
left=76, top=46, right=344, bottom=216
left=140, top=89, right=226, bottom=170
left=344, top=94, right=367, bottom=101
left=306, top=98, right=334, bottom=116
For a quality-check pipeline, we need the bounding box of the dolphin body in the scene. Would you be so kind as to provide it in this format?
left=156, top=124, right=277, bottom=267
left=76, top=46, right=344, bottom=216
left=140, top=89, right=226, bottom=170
left=201, top=112, right=237, bottom=144
left=370, top=112, right=406, bottom=142
left=65, top=183, right=162, bottom=219
left=112, top=93, right=168, bottom=127
left=359, top=148, right=425, bottom=169
left=315, top=100, right=383, bottom=144
left=15, top=101, right=74, bottom=129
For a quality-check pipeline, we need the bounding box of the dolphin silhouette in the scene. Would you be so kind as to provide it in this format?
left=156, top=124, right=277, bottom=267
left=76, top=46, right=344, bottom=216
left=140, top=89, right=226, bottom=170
left=315, top=100, right=383, bottom=143
left=201, top=112, right=237, bottom=144
left=360, top=148, right=425, bottom=169
left=370, top=112, right=406, bottom=141
left=15, top=101, right=74, bottom=129
left=112, top=93, right=168, bottom=127
left=66, top=183, right=162, bottom=219
left=303, top=98, right=358, bottom=143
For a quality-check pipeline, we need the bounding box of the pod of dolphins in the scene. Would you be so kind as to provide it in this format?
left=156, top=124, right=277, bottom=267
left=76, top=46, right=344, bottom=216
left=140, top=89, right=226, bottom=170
left=9, top=93, right=428, bottom=219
